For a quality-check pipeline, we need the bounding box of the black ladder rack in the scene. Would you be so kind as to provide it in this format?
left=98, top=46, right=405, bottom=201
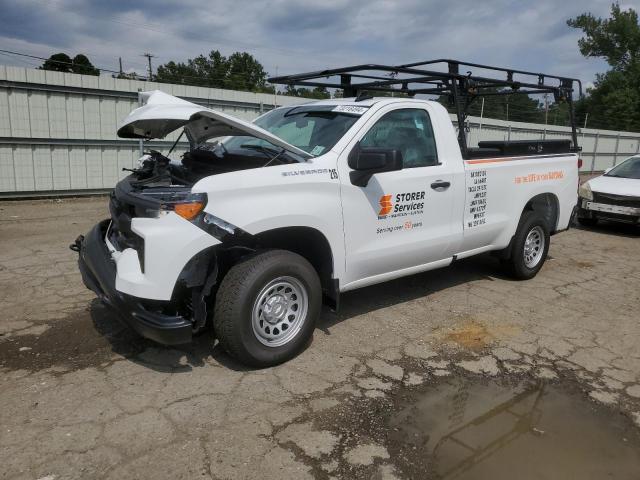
left=268, top=59, right=583, bottom=158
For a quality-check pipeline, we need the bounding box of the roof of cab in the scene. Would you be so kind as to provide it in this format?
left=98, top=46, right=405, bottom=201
left=292, top=97, right=433, bottom=108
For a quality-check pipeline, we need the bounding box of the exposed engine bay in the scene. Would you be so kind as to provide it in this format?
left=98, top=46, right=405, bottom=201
left=127, top=142, right=297, bottom=189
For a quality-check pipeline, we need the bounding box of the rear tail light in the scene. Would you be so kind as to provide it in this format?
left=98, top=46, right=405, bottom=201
left=578, top=158, right=583, bottom=168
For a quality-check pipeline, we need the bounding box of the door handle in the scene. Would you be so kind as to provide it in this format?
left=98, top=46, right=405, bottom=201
left=431, top=180, right=451, bottom=191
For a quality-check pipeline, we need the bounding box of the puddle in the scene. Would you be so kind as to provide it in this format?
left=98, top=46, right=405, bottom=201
left=387, top=377, right=640, bottom=479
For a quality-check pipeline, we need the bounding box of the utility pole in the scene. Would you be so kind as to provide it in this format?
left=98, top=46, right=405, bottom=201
left=506, top=95, right=509, bottom=122
left=143, top=53, right=154, bottom=81
left=118, top=57, right=123, bottom=76
left=543, top=93, right=549, bottom=125
left=273, top=66, right=278, bottom=107
left=581, top=113, right=588, bottom=149
left=478, top=97, right=485, bottom=145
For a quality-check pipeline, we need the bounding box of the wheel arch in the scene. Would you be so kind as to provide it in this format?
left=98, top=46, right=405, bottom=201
left=250, top=226, right=338, bottom=308
left=521, top=192, right=560, bottom=234
left=496, top=192, right=560, bottom=261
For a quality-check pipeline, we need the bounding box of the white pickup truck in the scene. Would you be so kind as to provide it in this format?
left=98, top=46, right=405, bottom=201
left=74, top=62, right=580, bottom=367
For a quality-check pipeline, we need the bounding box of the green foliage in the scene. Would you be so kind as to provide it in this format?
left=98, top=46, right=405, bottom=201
left=437, top=88, right=548, bottom=124
left=283, top=85, right=330, bottom=99
left=568, top=3, right=640, bottom=131
left=567, top=3, right=640, bottom=70
left=155, top=50, right=269, bottom=92
left=71, top=54, right=100, bottom=76
left=576, top=67, right=640, bottom=131
left=40, top=53, right=99, bottom=76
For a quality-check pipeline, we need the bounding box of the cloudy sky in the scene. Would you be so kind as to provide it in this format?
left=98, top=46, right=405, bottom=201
left=0, top=0, right=623, bottom=88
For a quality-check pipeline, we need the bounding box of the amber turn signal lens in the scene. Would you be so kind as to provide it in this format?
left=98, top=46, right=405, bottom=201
left=174, top=201, right=205, bottom=220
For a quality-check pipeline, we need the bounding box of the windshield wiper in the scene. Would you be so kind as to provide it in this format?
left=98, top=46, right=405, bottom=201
left=240, top=143, right=288, bottom=167
left=240, top=144, right=282, bottom=155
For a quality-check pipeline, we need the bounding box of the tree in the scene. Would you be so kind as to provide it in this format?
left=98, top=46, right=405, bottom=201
left=568, top=4, right=640, bottom=70
left=226, top=52, right=268, bottom=91
left=40, top=53, right=73, bottom=72
left=283, top=85, right=331, bottom=99
left=71, top=54, right=100, bottom=76
left=568, top=4, right=640, bottom=131
left=437, top=87, right=545, bottom=124
left=40, top=52, right=100, bottom=76
left=155, top=50, right=269, bottom=92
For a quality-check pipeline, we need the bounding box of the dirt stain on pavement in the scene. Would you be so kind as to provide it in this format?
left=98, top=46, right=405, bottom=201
left=569, top=258, right=595, bottom=269
left=444, top=321, right=493, bottom=351
left=0, top=302, right=148, bottom=372
left=440, top=318, right=520, bottom=352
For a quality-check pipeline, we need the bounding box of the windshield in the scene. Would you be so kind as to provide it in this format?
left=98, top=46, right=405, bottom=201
left=605, top=156, right=640, bottom=179
left=223, top=106, right=363, bottom=156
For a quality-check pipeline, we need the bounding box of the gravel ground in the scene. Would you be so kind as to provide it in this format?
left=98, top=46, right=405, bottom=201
left=0, top=196, right=639, bottom=479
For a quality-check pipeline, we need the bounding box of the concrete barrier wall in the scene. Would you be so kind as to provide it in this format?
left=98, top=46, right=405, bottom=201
left=1, top=65, right=639, bottom=196
left=0, top=66, right=306, bottom=196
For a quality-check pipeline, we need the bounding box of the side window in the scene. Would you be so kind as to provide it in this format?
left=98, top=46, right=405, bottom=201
left=360, top=108, right=438, bottom=168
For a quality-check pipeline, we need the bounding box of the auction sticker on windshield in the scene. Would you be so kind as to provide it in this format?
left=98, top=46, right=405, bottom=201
left=332, top=105, right=369, bottom=115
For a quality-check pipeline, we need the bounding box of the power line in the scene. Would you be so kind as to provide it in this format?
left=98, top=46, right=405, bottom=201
left=0, top=48, right=282, bottom=87
left=0, top=48, right=122, bottom=75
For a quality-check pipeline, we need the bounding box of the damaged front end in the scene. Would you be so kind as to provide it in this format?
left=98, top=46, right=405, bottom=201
left=71, top=90, right=311, bottom=344
left=73, top=221, right=197, bottom=344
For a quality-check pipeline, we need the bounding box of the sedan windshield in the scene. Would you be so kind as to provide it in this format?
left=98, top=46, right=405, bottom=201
left=223, top=106, right=363, bottom=156
left=605, top=156, right=640, bottom=179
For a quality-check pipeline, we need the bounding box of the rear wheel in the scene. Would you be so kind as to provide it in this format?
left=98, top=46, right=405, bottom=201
left=213, top=250, right=321, bottom=367
left=504, top=211, right=550, bottom=280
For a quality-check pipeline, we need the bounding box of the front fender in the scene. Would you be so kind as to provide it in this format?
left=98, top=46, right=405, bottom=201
left=192, top=160, right=345, bottom=279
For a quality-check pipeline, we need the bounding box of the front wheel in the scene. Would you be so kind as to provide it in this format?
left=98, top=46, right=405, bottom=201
left=504, top=212, right=550, bottom=280
left=213, top=250, right=321, bottom=367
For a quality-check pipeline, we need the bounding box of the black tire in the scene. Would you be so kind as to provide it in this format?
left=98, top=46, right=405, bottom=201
left=577, top=216, right=598, bottom=227
left=504, top=211, right=550, bottom=280
left=213, top=249, right=321, bottom=368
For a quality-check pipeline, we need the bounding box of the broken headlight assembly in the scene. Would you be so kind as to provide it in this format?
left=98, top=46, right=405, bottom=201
left=141, top=190, right=208, bottom=220
left=578, top=182, right=593, bottom=201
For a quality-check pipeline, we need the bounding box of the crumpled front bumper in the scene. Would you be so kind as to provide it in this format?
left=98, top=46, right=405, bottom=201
left=578, top=198, right=640, bottom=224
left=72, top=220, right=193, bottom=345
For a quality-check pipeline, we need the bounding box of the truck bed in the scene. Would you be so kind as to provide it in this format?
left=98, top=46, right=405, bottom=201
left=466, top=140, right=573, bottom=159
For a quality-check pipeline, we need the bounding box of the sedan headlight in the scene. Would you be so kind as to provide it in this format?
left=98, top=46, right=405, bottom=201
left=578, top=182, right=593, bottom=201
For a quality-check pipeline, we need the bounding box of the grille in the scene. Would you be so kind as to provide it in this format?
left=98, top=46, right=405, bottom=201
left=108, top=192, right=145, bottom=271
left=592, top=192, right=640, bottom=209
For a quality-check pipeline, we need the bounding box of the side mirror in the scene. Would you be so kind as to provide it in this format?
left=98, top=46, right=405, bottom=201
left=348, top=144, right=403, bottom=187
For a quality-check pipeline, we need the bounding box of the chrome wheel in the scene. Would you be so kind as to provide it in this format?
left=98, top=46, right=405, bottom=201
left=252, top=276, right=308, bottom=348
left=523, top=226, right=545, bottom=268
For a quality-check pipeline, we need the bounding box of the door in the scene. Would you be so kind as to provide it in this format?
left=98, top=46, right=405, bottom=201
left=338, top=106, right=459, bottom=286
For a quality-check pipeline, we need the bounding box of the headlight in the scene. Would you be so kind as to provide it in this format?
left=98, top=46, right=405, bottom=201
left=578, top=182, right=593, bottom=201
left=141, top=189, right=207, bottom=220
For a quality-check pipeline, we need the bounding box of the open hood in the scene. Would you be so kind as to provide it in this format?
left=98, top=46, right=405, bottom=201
left=117, top=90, right=311, bottom=159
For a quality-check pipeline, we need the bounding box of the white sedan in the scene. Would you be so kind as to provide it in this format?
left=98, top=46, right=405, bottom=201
left=577, top=155, right=640, bottom=227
